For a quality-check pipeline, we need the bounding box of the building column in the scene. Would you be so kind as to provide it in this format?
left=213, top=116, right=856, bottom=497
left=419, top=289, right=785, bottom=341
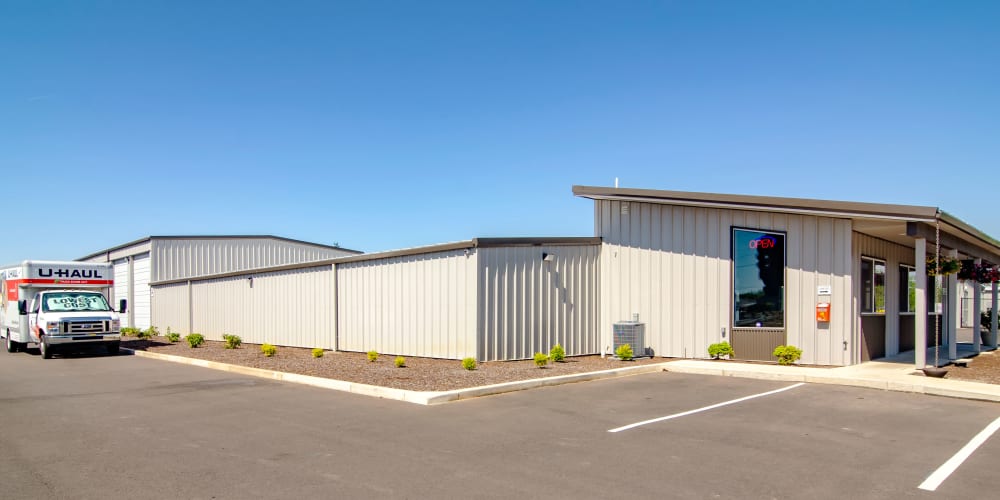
left=914, top=238, right=927, bottom=368
left=947, top=249, right=959, bottom=361
left=973, top=258, right=982, bottom=353
left=992, top=281, right=998, bottom=349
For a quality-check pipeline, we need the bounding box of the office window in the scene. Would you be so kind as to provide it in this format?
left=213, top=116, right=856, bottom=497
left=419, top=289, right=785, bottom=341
left=861, top=257, right=886, bottom=314
left=733, top=228, right=785, bottom=328
left=899, top=265, right=915, bottom=313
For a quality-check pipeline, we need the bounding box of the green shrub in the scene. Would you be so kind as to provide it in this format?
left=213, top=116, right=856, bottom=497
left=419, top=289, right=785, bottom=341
left=120, top=327, right=140, bottom=337
left=534, top=352, right=549, bottom=368
left=615, top=343, right=634, bottom=361
left=312, top=348, right=324, bottom=358
left=367, top=350, right=379, bottom=362
left=773, top=345, right=803, bottom=365
left=395, top=356, right=406, bottom=368
left=223, top=334, right=242, bottom=349
left=708, top=341, right=735, bottom=359
left=166, top=332, right=181, bottom=343
left=186, top=333, right=204, bottom=348
left=549, top=344, right=566, bottom=362
left=461, top=357, right=477, bottom=370
left=261, top=344, right=277, bottom=357
left=136, top=326, right=157, bottom=340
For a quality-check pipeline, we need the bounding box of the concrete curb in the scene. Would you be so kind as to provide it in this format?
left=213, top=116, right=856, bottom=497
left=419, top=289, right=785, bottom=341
left=122, top=348, right=672, bottom=405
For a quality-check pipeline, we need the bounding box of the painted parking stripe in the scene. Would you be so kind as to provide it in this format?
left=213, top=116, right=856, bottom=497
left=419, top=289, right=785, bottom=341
left=608, top=382, right=806, bottom=433
left=918, top=415, right=1000, bottom=492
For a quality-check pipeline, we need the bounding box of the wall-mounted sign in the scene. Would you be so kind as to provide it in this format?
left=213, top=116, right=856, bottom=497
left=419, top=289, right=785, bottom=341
left=748, top=235, right=778, bottom=249
left=817, top=285, right=832, bottom=296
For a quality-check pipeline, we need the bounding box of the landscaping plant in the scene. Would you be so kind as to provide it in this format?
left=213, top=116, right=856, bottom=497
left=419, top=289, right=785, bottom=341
left=261, top=344, right=277, bottom=357
left=186, top=333, right=205, bottom=348
left=223, top=334, right=242, bottom=349
left=534, top=352, right=549, bottom=368
left=120, top=327, right=139, bottom=337
left=773, top=345, right=802, bottom=365
left=166, top=332, right=181, bottom=343
left=549, top=343, right=566, bottom=362
left=367, top=350, right=379, bottom=362
left=615, top=343, right=634, bottom=361
left=395, top=356, right=406, bottom=368
left=312, top=348, right=324, bottom=358
left=461, top=357, right=477, bottom=370
left=708, top=341, right=735, bottom=359
left=137, top=327, right=157, bottom=340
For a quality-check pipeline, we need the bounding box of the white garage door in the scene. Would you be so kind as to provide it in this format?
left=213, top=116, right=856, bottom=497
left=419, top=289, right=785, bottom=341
left=133, top=253, right=151, bottom=330
left=113, top=259, right=131, bottom=328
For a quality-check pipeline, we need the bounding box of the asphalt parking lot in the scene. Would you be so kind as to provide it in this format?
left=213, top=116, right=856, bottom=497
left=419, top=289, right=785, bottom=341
left=2, top=349, right=998, bottom=499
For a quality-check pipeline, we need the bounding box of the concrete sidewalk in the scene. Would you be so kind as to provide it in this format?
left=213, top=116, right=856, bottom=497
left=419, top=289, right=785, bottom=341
left=664, top=358, right=1000, bottom=403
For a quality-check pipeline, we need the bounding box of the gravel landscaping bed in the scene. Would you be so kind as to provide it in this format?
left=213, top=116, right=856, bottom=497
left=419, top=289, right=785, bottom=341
left=121, top=337, right=666, bottom=391
left=945, top=350, right=1000, bottom=385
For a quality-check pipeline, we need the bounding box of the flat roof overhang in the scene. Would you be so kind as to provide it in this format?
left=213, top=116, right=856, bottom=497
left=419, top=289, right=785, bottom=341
left=573, top=185, right=1000, bottom=263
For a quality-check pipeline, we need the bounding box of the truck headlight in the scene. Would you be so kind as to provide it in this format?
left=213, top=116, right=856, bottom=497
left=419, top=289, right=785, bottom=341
left=112, top=319, right=120, bottom=332
left=46, top=322, right=61, bottom=334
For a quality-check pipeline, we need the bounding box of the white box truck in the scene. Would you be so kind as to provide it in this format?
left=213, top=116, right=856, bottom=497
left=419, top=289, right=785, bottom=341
left=1, top=260, right=126, bottom=359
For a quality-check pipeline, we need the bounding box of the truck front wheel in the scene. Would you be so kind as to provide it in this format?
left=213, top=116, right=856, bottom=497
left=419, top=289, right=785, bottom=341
left=40, top=337, right=53, bottom=359
left=5, top=332, right=17, bottom=353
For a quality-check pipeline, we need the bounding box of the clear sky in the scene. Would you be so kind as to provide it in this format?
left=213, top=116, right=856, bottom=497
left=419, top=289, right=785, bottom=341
left=2, top=0, right=997, bottom=264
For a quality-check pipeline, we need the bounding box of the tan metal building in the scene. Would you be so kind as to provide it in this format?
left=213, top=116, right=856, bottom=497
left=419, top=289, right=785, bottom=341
left=79, top=236, right=360, bottom=330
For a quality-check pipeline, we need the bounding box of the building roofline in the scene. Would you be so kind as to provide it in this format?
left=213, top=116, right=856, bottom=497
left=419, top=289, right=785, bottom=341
left=77, top=235, right=362, bottom=261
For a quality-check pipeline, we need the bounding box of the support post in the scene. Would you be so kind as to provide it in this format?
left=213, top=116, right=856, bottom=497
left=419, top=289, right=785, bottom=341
left=992, top=281, right=998, bottom=349
left=947, top=249, right=959, bottom=361
left=914, top=238, right=927, bottom=368
left=973, top=258, right=982, bottom=353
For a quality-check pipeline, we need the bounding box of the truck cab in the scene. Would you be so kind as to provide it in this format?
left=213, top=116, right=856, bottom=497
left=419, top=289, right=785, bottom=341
left=20, top=290, right=125, bottom=358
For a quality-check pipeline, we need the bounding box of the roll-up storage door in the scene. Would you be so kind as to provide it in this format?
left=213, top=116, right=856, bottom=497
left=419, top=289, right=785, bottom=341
left=113, top=259, right=131, bottom=328
left=133, top=253, right=152, bottom=330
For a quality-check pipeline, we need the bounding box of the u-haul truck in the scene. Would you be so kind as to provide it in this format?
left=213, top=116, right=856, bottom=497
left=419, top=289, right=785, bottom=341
left=1, top=261, right=126, bottom=359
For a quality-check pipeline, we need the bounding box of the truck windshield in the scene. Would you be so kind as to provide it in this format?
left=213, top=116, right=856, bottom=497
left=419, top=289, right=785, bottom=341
left=42, top=292, right=112, bottom=313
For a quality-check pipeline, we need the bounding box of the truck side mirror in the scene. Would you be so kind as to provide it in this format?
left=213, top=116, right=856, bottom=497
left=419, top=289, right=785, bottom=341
left=18, top=300, right=27, bottom=316
left=119, top=299, right=128, bottom=314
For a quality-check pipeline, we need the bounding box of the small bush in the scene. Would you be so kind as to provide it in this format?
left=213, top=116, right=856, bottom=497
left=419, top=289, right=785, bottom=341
left=367, top=350, right=379, bottom=362
left=395, top=356, right=406, bottom=368
left=312, top=348, right=324, bottom=358
left=136, top=326, right=157, bottom=340
left=166, top=332, right=181, bottom=343
left=223, top=334, right=242, bottom=349
left=261, top=344, right=277, bottom=357
left=461, top=357, right=477, bottom=370
left=773, top=345, right=803, bottom=366
left=120, top=327, right=140, bottom=336
left=615, top=343, right=634, bottom=361
left=534, top=352, right=549, bottom=368
left=549, top=344, right=566, bottom=362
left=186, top=333, right=204, bottom=348
left=708, top=341, right=735, bottom=359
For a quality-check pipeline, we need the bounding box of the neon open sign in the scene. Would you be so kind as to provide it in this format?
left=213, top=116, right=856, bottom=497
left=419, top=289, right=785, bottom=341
left=748, top=235, right=778, bottom=249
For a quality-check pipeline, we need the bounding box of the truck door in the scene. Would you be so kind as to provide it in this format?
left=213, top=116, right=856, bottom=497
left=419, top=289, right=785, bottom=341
left=27, top=293, right=41, bottom=342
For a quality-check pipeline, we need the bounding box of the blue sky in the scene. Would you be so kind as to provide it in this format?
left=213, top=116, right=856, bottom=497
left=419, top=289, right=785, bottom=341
left=2, top=0, right=997, bottom=264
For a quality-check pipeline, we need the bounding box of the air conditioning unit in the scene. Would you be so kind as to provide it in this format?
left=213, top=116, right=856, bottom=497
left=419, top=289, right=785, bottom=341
left=613, top=321, right=647, bottom=358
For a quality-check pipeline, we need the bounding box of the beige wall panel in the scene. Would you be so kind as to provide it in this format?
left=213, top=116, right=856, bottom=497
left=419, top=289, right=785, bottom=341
left=595, top=200, right=854, bottom=365
left=151, top=282, right=190, bottom=334
left=152, top=238, right=353, bottom=282
left=336, top=250, right=477, bottom=359
left=190, top=275, right=254, bottom=341
left=853, top=232, right=916, bottom=358
left=478, top=245, right=600, bottom=361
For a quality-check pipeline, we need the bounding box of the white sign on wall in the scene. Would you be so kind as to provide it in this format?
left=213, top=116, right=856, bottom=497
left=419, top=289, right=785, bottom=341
left=817, top=285, right=832, bottom=296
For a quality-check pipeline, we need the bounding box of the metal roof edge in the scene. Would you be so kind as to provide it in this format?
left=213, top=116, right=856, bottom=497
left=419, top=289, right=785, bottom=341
left=938, top=211, right=1000, bottom=256
left=330, top=240, right=477, bottom=265
left=472, top=237, right=602, bottom=247
left=77, top=235, right=361, bottom=261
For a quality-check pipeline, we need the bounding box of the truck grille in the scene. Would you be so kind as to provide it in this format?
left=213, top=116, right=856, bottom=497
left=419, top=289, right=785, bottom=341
left=65, top=321, right=109, bottom=334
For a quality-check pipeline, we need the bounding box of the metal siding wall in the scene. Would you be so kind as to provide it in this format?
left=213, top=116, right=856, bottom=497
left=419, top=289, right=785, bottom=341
left=133, top=253, right=152, bottom=330
left=595, top=200, right=854, bottom=365
left=478, top=245, right=600, bottom=361
left=151, top=238, right=354, bottom=282
left=336, top=250, right=477, bottom=359
left=113, top=260, right=130, bottom=328
left=151, top=282, right=190, bottom=334
left=852, top=232, right=915, bottom=358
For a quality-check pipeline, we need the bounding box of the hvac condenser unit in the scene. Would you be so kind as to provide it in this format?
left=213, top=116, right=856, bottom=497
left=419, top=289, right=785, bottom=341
left=613, top=321, right=647, bottom=358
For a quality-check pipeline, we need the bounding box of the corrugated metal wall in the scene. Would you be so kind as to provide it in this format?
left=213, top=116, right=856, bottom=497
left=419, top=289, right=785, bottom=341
left=133, top=253, right=152, bottom=330
left=478, top=245, right=600, bottom=361
left=336, top=250, right=478, bottom=359
left=852, top=232, right=917, bottom=358
left=153, top=265, right=335, bottom=348
left=595, top=200, right=854, bottom=366
left=152, top=238, right=353, bottom=282
left=152, top=282, right=190, bottom=334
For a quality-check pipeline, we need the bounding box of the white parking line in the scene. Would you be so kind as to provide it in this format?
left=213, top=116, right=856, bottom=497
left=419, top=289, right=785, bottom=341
left=607, top=382, right=806, bottom=433
left=918, top=415, right=1000, bottom=492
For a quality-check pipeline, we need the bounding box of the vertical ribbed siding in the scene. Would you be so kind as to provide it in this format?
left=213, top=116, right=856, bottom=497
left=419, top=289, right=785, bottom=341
left=595, top=200, right=854, bottom=366
left=852, top=232, right=916, bottom=358
left=133, top=253, right=152, bottom=330
left=478, top=245, right=600, bottom=361
left=151, top=282, right=190, bottom=334
left=179, top=266, right=334, bottom=348
left=151, top=238, right=353, bottom=282
left=336, top=250, right=477, bottom=359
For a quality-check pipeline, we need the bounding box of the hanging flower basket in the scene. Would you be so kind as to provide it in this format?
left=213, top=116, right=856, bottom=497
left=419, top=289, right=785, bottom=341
left=975, top=263, right=1000, bottom=283
left=927, top=255, right=961, bottom=276
left=958, top=260, right=977, bottom=280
